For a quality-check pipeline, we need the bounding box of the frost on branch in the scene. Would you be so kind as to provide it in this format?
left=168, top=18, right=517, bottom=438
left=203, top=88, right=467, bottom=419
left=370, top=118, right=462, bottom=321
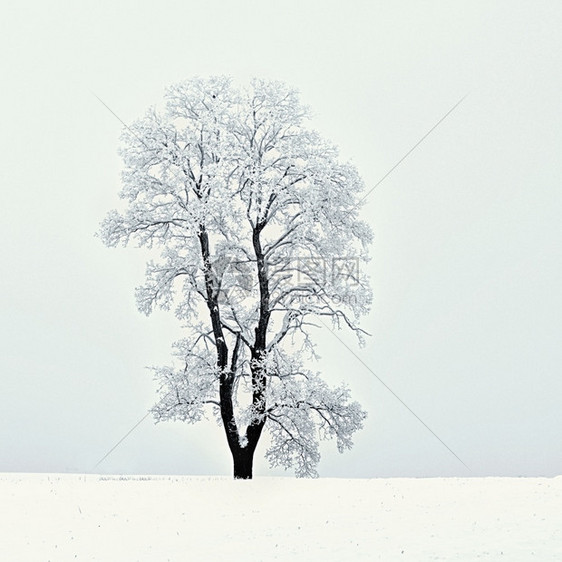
left=264, top=351, right=367, bottom=478
left=99, top=76, right=372, bottom=477
left=151, top=333, right=221, bottom=424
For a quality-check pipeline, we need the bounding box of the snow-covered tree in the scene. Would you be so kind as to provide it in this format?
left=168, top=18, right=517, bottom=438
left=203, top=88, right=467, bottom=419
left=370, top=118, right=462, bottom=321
left=100, top=77, right=372, bottom=478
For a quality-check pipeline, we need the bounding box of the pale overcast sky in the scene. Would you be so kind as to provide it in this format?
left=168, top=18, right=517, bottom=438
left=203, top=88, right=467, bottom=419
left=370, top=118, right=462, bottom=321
left=1, top=1, right=561, bottom=477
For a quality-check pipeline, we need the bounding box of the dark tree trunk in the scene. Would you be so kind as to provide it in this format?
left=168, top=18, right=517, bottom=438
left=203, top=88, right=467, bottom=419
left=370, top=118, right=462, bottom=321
left=233, top=447, right=255, bottom=479
left=199, top=220, right=271, bottom=480
left=230, top=412, right=265, bottom=479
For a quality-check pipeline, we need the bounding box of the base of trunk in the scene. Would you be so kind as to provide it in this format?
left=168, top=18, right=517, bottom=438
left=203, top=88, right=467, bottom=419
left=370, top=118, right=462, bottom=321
left=233, top=448, right=254, bottom=479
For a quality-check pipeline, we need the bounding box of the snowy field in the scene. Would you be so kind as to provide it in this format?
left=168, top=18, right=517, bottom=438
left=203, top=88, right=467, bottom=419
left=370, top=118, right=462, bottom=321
left=1, top=474, right=560, bottom=561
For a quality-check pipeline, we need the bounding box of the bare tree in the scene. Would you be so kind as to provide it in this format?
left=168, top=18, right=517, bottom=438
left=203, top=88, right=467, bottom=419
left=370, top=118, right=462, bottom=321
left=100, top=77, right=372, bottom=478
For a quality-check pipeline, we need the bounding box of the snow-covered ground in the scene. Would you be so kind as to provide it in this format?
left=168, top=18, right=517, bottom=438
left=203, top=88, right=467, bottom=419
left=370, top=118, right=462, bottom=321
left=1, top=474, right=560, bottom=561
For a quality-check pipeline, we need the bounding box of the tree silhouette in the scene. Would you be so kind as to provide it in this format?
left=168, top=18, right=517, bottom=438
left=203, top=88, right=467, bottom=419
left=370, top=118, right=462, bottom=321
left=100, top=77, right=372, bottom=478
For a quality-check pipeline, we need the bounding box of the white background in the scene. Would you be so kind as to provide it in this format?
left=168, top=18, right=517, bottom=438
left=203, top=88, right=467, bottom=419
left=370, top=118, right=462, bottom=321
left=1, top=0, right=561, bottom=477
